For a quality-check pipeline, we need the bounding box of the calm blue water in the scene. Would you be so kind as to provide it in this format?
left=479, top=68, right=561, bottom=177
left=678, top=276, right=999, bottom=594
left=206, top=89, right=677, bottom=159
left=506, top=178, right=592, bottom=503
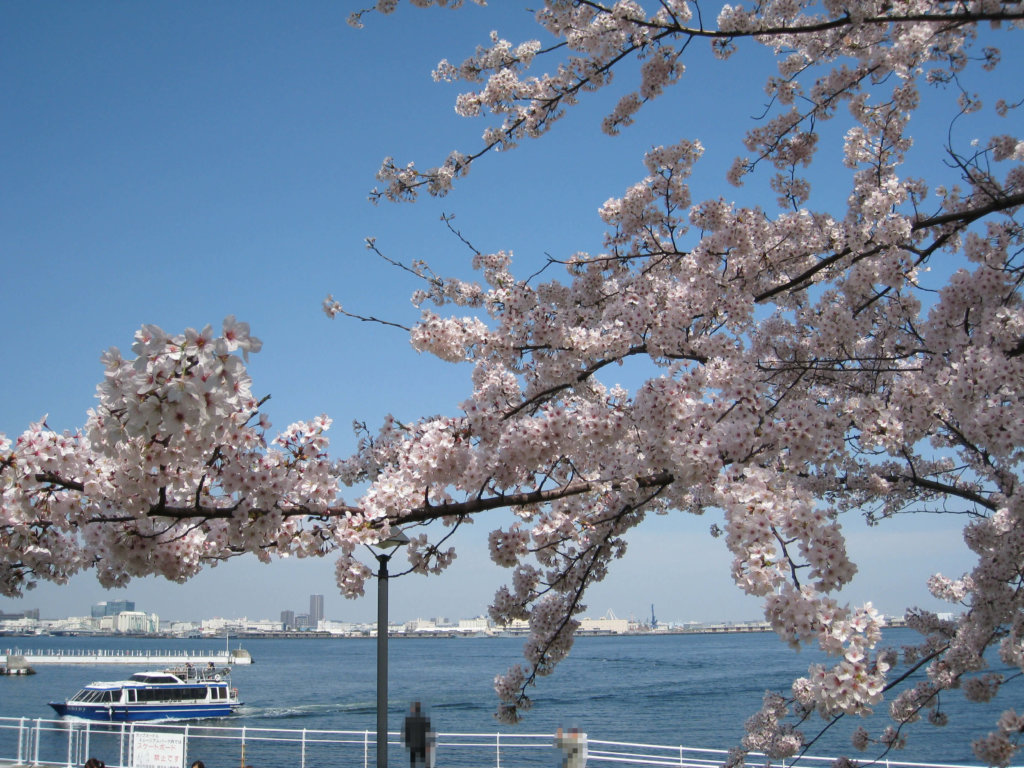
left=0, top=630, right=1012, bottom=765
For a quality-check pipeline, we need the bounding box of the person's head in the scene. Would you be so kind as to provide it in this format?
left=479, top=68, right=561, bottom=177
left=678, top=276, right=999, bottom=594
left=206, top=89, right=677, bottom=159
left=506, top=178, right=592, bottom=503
left=411, top=701, right=421, bottom=713
left=191, top=761, right=205, bottom=768
left=84, top=758, right=105, bottom=768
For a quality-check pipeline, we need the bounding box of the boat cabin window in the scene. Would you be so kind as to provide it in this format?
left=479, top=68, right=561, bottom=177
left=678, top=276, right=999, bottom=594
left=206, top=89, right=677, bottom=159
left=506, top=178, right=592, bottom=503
left=133, top=686, right=207, bottom=702
left=71, top=689, right=118, bottom=704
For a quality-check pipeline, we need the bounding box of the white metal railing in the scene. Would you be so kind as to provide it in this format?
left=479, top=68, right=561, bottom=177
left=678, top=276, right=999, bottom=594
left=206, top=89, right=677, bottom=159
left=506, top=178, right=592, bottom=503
left=0, top=717, right=1008, bottom=768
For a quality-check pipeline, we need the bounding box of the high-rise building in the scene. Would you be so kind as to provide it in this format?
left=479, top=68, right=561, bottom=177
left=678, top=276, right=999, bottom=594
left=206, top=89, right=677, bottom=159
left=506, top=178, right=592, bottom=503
left=309, top=594, right=324, bottom=628
left=91, top=600, right=135, bottom=618
left=281, top=610, right=295, bottom=630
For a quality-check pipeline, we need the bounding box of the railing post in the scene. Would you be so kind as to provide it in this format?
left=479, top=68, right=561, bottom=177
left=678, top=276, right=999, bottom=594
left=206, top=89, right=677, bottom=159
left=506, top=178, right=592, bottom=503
left=183, top=724, right=191, bottom=768
left=364, top=729, right=371, bottom=768
left=17, top=717, right=26, bottom=766
left=301, top=728, right=307, bottom=768
left=33, top=717, right=42, bottom=767
left=84, top=721, right=93, bottom=768
left=496, top=731, right=501, bottom=768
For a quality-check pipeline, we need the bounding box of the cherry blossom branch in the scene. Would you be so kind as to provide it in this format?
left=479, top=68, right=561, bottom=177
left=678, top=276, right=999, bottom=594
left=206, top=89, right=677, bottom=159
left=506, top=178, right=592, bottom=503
left=372, top=3, right=1024, bottom=202
left=503, top=343, right=654, bottom=419
left=501, top=484, right=669, bottom=715
left=397, top=471, right=674, bottom=525
left=754, top=191, right=1024, bottom=303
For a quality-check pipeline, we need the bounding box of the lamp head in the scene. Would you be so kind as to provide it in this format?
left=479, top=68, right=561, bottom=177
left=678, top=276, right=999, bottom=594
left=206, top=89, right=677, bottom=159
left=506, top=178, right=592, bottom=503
left=372, top=528, right=410, bottom=553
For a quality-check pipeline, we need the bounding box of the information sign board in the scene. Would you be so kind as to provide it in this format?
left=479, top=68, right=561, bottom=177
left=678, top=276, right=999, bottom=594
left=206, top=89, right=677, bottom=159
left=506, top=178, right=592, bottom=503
left=132, top=731, right=185, bottom=768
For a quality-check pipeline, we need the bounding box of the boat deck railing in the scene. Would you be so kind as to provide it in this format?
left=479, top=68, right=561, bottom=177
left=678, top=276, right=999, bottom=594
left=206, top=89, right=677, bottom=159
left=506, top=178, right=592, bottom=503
left=0, top=717, right=1003, bottom=768
left=158, top=665, right=231, bottom=683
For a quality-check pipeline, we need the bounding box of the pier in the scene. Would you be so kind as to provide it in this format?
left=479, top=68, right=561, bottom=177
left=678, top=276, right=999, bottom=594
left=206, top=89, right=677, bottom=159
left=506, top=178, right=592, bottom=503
left=0, top=647, right=252, bottom=666
left=0, top=656, right=34, bottom=676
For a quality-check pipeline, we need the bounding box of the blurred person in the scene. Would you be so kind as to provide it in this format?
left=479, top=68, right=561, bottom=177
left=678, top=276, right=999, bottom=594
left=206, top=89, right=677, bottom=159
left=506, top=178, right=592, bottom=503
left=555, top=727, right=587, bottom=768
left=402, top=701, right=432, bottom=768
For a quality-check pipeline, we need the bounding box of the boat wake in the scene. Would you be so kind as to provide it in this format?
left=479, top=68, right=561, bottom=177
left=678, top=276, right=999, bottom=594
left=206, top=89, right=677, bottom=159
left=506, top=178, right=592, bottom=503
left=239, top=701, right=375, bottom=722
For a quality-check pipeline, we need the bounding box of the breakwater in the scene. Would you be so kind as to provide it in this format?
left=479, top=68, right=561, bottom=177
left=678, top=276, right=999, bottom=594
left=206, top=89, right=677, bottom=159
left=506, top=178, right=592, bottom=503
left=0, top=647, right=252, bottom=665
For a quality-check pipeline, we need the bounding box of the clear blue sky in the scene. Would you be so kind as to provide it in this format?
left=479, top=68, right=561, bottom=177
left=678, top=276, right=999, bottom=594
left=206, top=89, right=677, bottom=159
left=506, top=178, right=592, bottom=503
left=0, top=2, right=992, bottom=624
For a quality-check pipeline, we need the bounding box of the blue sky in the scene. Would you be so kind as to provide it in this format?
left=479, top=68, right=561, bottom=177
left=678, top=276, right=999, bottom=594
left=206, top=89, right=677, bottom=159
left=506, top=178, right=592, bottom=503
left=0, top=2, right=998, bottom=625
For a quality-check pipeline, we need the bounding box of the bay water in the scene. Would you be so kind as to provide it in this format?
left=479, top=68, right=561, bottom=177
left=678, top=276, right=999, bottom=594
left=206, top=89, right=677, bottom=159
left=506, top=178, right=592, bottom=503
left=0, top=629, right=1011, bottom=765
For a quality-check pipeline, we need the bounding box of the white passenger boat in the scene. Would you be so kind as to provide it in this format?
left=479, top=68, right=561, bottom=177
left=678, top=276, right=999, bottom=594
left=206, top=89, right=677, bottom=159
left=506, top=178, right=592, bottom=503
left=48, top=665, right=241, bottom=721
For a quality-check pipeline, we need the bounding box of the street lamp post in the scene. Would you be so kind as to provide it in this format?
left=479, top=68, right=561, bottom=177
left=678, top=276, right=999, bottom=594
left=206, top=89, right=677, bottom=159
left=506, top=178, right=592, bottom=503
left=371, top=529, right=410, bottom=768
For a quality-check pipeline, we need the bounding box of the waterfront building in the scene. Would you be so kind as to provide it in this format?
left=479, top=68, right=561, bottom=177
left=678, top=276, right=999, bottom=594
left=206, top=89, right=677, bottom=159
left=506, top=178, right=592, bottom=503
left=201, top=616, right=281, bottom=634
left=0, top=615, right=43, bottom=633
left=114, top=611, right=160, bottom=633
left=457, top=617, right=491, bottom=633
left=405, top=617, right=439, bottom=633
left=164, top=620, right=200, bottom=635
left=91, top=600, right=135, bottom=618
left=309, top=594, right=324, bottom=627
left=281, top=610, right=295, bottom=630
left=579, top=616, right=630, bottom=634
left=0, top=609, right=38, bottom=621
left=47, top=616, right=98, bottom=633
left=499, top=618, right=531, bottom=633
left=319, top=619, right=358, bottom=634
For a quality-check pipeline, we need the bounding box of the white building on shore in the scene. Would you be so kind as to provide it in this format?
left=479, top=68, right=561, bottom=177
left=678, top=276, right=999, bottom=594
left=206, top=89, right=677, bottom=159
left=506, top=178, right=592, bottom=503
left=113, top=611, right=160, bottom=634
left=319, top=619, right=360, bottom=635
left=579, top=615, right=630, bottom=634
left=457, top=617, right=490, bottom=633
left=201, top=616, right=280, bottom=634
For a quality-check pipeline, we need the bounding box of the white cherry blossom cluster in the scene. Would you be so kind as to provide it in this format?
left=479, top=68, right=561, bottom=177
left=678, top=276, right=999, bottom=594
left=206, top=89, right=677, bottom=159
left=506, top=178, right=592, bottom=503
left=741, top=692, right=804, bottom=759
left=0, top=318, right=385, bottom=597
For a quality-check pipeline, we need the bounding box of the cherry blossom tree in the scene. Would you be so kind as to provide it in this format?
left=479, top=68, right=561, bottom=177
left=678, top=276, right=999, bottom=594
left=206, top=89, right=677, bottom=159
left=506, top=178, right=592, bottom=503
left=3, top=0, right=1024, bottom=765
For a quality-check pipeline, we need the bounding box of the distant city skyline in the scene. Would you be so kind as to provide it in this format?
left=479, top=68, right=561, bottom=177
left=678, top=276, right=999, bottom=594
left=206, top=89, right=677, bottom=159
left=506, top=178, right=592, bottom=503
left=0, top=504, right=972, bottom=626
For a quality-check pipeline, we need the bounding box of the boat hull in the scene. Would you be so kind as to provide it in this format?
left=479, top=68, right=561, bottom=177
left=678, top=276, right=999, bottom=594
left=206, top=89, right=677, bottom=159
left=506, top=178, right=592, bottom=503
left=49, top=701, right=240, bottom=722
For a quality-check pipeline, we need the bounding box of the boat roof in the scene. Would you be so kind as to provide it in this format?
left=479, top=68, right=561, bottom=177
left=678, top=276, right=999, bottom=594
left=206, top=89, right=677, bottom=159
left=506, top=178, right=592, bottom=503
left=129, top=672, right=186, bottom=684
left=80, top=670, right=228, bottom=688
